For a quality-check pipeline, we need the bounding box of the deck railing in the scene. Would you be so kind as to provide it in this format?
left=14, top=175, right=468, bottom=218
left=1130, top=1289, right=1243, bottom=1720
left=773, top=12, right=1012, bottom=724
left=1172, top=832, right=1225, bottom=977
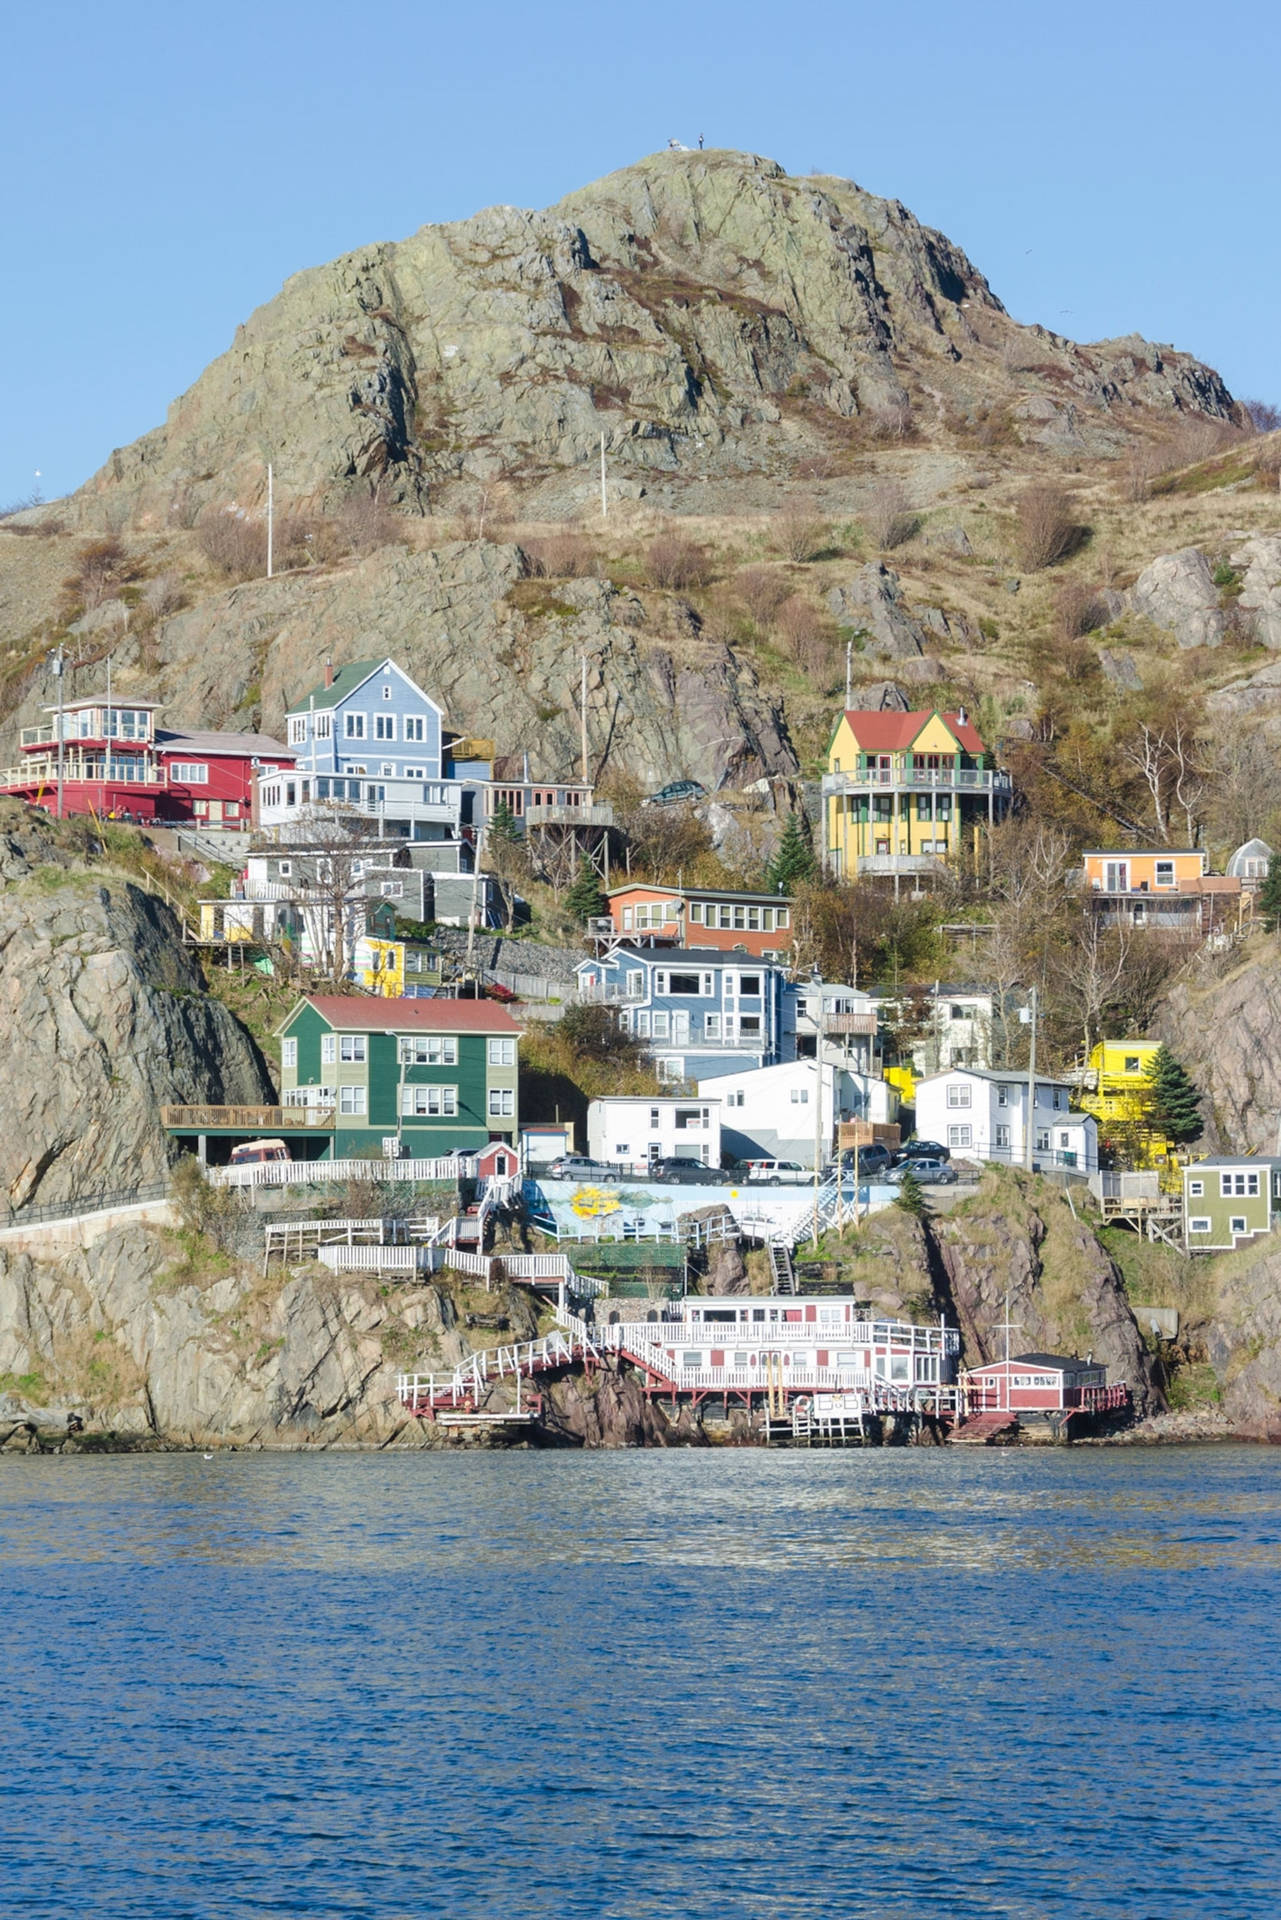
left=161, top=1104, right=336, bottom=1131
left=823, top=767, right=1012, bottom=795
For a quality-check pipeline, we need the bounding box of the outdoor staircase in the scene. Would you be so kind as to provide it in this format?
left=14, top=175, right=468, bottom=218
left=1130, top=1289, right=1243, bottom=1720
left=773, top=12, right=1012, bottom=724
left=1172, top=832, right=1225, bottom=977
left=950, top=1409, right=1019, bottom=1446
left=768, top=1240, right=796, bottom=1294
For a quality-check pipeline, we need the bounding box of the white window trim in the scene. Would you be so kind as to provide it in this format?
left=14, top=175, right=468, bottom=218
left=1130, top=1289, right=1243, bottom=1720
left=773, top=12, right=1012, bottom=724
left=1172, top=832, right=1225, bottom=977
left=1188, top=1217, right=1211, bottom=1234
left=282, top=1037, right=298, bottom=1069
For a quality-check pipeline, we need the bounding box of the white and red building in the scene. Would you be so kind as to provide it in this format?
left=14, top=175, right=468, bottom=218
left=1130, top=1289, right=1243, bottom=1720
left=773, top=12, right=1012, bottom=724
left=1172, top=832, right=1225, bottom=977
left=962, top=1351, right=1127, bottom=1418
left=0, top=691, right=293, bottom=826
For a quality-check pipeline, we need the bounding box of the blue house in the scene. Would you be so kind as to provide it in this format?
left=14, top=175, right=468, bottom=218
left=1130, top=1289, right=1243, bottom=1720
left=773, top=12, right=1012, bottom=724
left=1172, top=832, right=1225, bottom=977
left=259, top=658, right=472, bottom=844
left=575, top=946, right=787, bottom=1084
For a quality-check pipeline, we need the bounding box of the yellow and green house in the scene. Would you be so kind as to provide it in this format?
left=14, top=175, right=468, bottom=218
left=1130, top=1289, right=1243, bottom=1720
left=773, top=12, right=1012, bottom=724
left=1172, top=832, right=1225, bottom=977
left=822, top=707, right=1011, bottom=882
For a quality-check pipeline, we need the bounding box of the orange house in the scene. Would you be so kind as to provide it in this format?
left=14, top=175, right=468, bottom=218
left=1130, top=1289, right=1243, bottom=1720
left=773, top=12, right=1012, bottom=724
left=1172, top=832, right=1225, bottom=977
left=604, top=884, right=793, bottom=957
left=1082, top=849, right=1207, bottom=894
left=1082, top=848, right=1244, bottom=936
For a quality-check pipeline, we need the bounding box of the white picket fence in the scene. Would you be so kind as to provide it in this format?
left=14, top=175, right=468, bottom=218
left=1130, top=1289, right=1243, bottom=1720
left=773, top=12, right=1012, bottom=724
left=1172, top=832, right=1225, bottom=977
left=318, top=1243, right=428, bottom=1274
left=212, top=1154, right=471, bottom=1191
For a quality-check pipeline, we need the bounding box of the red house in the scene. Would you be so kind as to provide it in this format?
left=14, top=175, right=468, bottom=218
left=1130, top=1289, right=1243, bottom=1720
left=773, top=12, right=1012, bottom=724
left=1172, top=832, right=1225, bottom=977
left=605, top=883, right=793, bottom=957
left=963, top=1352, right=1128, bottom=1417
left=0, top=691, right=293, bottom=826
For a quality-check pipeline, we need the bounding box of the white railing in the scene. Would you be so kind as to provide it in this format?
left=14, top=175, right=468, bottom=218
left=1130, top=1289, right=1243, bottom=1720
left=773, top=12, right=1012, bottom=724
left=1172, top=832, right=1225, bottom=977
left=823, top=767, right=1012, bottom=795
left=263, top=1213, right=439, bottom=1264
left=318, top=1242, right=427, bottom=1273
left=211, top=1154, right=471, bottom=1189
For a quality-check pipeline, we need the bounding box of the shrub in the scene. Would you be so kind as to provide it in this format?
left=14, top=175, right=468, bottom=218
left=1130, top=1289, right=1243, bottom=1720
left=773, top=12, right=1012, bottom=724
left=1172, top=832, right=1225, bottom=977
left=735, top=566, right=790, bottom=628
left=197, top=509, right=265, bottom=580
left=777, top=595, right=828, bottom=674
left=524, top=532, right=595, bottom=579
left=1244, top=399, right=1281, bottom=433
left=1015, top=484, right=1081, bottom=571
left=646, top=533, right=711, bottom=591
left=142, top=571, right=185, bottom=620
left=336, top=493, right=407, bottom=553
left=70, top=535, right=130, bottom=609
left=1052, top=581, right=1109, bottom=641
left=864, top=482, right=916, bottom=551
left=170, top=1155, right=253, bottom=1256
left=773, top=504, right=828, bottom=563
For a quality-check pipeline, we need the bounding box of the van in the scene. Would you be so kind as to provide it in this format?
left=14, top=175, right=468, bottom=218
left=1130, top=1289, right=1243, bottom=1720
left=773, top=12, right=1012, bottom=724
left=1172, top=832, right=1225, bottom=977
left=742, top=1159, right=810, bottom=1185
left=229, top=1139, right=292, bottom=1168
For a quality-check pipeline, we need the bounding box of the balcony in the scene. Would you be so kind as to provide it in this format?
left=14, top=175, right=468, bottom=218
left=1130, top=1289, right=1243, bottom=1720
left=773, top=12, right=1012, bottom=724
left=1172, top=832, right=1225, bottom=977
left=520, top=801, right=615, bottom=828
left=0, top=752, right=165, bottom=789
left=823, top=766, right=1012, bottom=797
left=161, top=1104, right=336, bottom=1132
left=856, top=853, right=948, bottom=878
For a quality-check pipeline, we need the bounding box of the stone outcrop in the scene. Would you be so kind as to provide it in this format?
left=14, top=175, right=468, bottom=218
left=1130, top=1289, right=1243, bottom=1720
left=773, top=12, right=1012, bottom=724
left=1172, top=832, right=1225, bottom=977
left=827, top=563, right=928, bottom=659
left=1230, top=533, right=1281, bottom=648
left=0, top=811, right=272, bottom=1210
left=1130, top=548, right=1228, bottom=649
left=1153, top=941, right=1281, bottom=1153
left=55, top=149, right=1238, bottom=530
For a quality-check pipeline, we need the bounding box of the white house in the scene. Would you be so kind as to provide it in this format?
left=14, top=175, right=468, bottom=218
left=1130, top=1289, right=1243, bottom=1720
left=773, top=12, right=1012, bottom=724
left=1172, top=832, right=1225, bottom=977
left=586, top=1096, right=722, bottom=1173
left=781, top=982, right=882, bottom=1074
left=914, top=1068, right=1097, bottom=1174
left=698, top=1059, right=897, bottom=1169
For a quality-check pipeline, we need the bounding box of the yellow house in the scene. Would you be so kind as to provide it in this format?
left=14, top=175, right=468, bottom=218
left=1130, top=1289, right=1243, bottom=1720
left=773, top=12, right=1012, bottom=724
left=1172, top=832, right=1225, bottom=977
left=353, top=936, right=405, bottom=997
left=823, top=707, right=1011, bottom=882
left=1077, top=1040, right=1175, bottom=1161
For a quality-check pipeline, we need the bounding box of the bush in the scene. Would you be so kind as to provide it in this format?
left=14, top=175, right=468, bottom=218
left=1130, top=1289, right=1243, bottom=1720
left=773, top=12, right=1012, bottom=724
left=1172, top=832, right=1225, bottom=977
left=197, top=510, right=265, bottom=580
left=772, top=504, right=828, bottom=563
left=864, top=482, right=916, bottom=551
left=523, top=532, right=595, bottom=579
left=170, top=1155, right=254, bottom=1256
left=69, top=536, right=130, bottom=609
left=646, top=533, right=711, bottom=591
left=1052, top=581, right=1109, bottom=641
left=336, top=493, right=407, bottom=553
left=1015, top=484, right=1081, bottom=571
left=776, top=596, right=829, bottom=674
left=142, top=571, right=185, bottom=620
left=735, top=566, right=791, bottom=629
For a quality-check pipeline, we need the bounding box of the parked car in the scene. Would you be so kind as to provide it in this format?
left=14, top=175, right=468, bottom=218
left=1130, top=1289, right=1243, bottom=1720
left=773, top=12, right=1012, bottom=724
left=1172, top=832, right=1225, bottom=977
left=547, top=1154, right=617, bottom=1180
left=229, top=1138, right=291, bottom=1168
left=886, top=1157, right=958, bottom=1186
left=741, top=1159, right=810, bottom=1185
left=651, top=1156, right=722, bottom=1184
left=643, top=779, right=706, bottom=807
left=892, top=1139, right=951, bottom=1166
left=828, top=1142, right=894, bottom=1178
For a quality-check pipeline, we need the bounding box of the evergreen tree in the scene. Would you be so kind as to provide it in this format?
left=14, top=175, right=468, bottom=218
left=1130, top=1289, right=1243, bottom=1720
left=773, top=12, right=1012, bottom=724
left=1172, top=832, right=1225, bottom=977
left=1259, top=853, right=1281, bottom=932
left=565, top=856, right=607, bottom=925
left=767, top=813, right=818, bottom=893
left=893, top=1168, right=929, bottom=1218
left=1145, top=1045, right=1203, bottom=1145
left=488, top=799, right=521, bottom=846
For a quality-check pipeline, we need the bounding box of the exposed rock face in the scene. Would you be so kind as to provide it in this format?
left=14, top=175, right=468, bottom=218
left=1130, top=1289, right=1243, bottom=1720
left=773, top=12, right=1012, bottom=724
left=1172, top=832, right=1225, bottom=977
left=827, top=563, right=928, bottom=659
left=1153, top=943, right=1281, bottom=1153
left=932, top=1173, right=1160, bottom=1416
left=100, top=542, right=796, bottom=787
left=1230, top=533, right=1281, bottom=649
left=1199, top=1244, right=1281, bottom=1439
left=0, top=1230, right=544, bottom=1447
left=0, top=819, right=273, bottom=1210
left=62, top=150, right=1239, bottom=529
left=1131, top=548, right=1228, bottom=649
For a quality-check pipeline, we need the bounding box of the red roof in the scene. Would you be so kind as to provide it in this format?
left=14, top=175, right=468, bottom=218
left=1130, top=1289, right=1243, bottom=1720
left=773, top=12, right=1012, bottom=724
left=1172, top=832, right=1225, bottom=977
left=300, top=994, right=521, bottom=1034
left=841, top=709, right=986, bottom=754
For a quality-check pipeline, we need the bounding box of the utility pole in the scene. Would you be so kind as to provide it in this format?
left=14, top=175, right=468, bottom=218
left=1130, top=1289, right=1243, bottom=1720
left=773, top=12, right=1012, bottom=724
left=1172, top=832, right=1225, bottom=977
left=105, top=650, right=112, bottom=775
left=811, top=978, right=825, bottom=1252
left=266, top=463, right=274, bottom=579
left=599, top=434, right=607, bottom=521
left=580, top=654, right=589, bottom=782
left=845, top=638, right=853, bottom=710
left=1023, top=983, right=1038, bottom=1170
left=51, top=645, right=65, bottom=819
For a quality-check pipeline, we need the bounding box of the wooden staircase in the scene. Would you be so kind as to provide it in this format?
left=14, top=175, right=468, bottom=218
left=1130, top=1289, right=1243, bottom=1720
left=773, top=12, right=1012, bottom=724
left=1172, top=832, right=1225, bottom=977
left=768, top=1240, right=796, bottom=1294
left=950, top=1409, right=1020, bottom=1445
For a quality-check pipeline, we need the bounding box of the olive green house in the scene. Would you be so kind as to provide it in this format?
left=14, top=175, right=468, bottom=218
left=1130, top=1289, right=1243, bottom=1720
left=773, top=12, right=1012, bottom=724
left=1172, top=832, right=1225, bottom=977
left=278, top=994, right=520, bottom=1159
left=1183, top=1155, right=1281, bottom=1253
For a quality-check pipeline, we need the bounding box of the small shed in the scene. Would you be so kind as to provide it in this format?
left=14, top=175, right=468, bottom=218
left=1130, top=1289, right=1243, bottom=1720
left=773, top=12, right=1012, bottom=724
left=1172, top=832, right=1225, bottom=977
left=963, top=1351, right=1107, bottom=1413
left=476, top=1141, right=520, bottom=1183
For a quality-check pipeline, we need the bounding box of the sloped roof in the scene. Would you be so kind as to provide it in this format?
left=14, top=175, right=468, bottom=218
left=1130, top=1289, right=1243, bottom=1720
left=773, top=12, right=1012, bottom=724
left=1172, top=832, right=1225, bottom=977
left=157, top=728, right=292, bottom=759
left=971, top=1352, right=1099, bottom=1373
left=285, top=993, right=520, bottom=1035
left=840, top=709, right=986, bottom=754
left=289, top=659, right=382, bottom=712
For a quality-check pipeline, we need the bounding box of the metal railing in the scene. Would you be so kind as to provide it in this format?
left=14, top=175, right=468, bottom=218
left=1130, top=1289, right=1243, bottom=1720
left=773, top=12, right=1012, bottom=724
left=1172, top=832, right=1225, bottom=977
left=161, top=1104, right=337, bottom=1131
left=0, top=1177, right=173, bottom=1232
left=823, top=767, right=1011, bottom=795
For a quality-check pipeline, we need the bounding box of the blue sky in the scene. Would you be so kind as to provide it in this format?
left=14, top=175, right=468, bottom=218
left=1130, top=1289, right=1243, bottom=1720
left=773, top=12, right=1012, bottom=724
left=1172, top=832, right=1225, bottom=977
left=3, top=0, right=1277, bottom=504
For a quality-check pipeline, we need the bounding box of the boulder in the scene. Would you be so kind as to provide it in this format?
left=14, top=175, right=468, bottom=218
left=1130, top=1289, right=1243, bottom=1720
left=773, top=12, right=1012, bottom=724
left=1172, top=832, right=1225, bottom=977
left=1230, top=533, right=1281, bottom=649
left=827, top=563, right=926, bottom=659
left=1131, top=547, right=1227, bottom=649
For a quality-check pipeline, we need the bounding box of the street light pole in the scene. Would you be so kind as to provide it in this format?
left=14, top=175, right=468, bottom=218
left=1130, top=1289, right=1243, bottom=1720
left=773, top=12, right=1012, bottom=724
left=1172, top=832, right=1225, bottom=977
left=1024, top=983, right=1038, bottom=1170
left=51, top=645, right=65, bottom=819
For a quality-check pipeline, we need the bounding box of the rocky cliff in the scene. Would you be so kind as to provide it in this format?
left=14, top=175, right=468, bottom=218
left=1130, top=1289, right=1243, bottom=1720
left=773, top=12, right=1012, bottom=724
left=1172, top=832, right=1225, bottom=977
left=67, top=149, right=1238, bottom=529
left=0, top=806, right=273, bottom=1210
left=1153, top=938, right=1281, bottom=1154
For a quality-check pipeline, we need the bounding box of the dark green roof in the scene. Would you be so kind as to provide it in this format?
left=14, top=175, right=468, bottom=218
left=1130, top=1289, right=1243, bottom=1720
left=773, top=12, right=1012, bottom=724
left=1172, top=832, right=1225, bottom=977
left=288, top=659, right=382, bottom=714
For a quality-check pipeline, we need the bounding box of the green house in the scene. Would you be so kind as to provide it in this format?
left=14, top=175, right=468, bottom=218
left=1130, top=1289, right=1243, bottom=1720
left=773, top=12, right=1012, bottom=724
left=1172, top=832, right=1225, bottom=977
left=1183, top=1156, right=1281, bottom=1253
left=278, top=993, right=520, bottom=1159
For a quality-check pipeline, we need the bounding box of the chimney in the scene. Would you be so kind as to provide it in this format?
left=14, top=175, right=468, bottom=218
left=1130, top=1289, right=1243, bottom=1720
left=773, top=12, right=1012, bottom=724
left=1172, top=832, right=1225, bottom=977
left=324, top=658, right=334, bottom=690
left=957, top=704, right=968, bottom=727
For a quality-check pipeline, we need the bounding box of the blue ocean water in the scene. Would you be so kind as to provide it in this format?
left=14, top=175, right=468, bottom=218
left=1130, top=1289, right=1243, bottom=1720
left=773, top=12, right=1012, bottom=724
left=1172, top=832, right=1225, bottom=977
left=1, top=1446, right=1279, bottom=1920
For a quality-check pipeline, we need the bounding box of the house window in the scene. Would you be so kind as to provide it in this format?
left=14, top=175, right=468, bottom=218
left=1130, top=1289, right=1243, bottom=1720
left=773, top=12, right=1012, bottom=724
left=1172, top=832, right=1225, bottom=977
left=402, top=1085, right=457, bottom=1116
left=1188, top=1180, right=1204, bottom=1197
left=374, top=715, right=396, bottom=741
left=704, top=1014, right=721, bottom=1040
left=287, top=716, right=308, bottom=746
left=399, top=1036, right=458, bottom=1066
left=404, top=715, right=425, bottom=741
left=339, top=1085, right=367, bottom=1115
left=791, top=1088, right=809, bottom=1104
left=282, top=1038, right=297, bottom=1069
left=344, top=713, right=366, bottom=739
left=689, top=902, right=704, bottom=923
left=634, top=1011, right=650, bottom=1038
left=315, top=713, right=331, bottom=739
left=1058, top=1131, right=1071, bottom=1149
left=1188, top=1217, right=1211, bottom=1234
left=380, top=880, right=404, bottom=898
left=1154, top=861, right=1175, bottom=888
left=776, top=908, right=789, bottom=928
left=1230, top=1215, right=1248, bottom=1234
left=339, top=1035, right=366, bottom=1063
left=947, top=1085, right=972, bottom=1108
left=656, top=1058, right=684, bottom=1084
left=321, top=1035, right=337, bottom=1065
left=488, top=1036, right=516, bottom=1067
left=948, top=1124, right=972, bottom=1148
left=652, top=1012, right=670, bottom=1039
left=1053, top=1089, right=1066, bottom=1110
left=1220, top=1171, right=1260, bottom=1198
left=726, top=1089, right=744, bottom=1107
left=995, top=1125, right=1010, bottom=1149
left=1036, top=1129, right=1051, bottom=1151
left=997, top=1085, right=1009, bottom=1107
left=488, top=1088, right=515, bottom=1117
left=739, top=974, right=762, bottom=997
left=169, top=763, right=209, bottom=784
left=381, top=684, right=393, bottom=700
left=1124, top=1056, right=1141, bottom=1074
left=668, top=972, right=700, bottom=995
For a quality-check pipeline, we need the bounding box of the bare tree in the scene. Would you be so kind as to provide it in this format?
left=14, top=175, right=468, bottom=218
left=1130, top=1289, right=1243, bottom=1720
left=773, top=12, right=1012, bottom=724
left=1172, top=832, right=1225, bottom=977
left=864, top=482, right=916, bottom=551
left=1116, top=714, right=1207, bottom=845
left=1200, top=721, right=1281, bottom=848
left=1048, top=917, right=1132, bottom=1063
left=1015, top=484, right=1081, bottom=570
left=735, top=566, right=791, bottom=629
left=773, top=502, right=828, bottom=563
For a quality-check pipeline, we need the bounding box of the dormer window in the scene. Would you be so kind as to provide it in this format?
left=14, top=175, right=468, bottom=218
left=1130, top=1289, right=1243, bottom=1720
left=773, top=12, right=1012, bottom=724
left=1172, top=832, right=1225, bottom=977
left=314, top=713, right=332, bottom=740
left=287, top=716, right=308, bottom=745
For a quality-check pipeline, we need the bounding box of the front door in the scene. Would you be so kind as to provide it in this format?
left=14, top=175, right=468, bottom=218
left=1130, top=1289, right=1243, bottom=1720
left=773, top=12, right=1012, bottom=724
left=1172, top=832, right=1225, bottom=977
left=672, top=1011, right=690, bottom=1044
left=1104, top=861, right=1128, bottom=893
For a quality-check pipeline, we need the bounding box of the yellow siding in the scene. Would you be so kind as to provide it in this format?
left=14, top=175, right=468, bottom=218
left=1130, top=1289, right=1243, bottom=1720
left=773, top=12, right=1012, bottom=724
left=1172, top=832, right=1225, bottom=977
left=911, top=715, right=961, bottom=754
